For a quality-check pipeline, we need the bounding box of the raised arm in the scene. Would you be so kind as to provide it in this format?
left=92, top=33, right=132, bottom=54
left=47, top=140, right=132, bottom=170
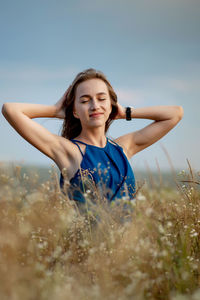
left=1, top=90, right=70, bottom=162
left=113, top=104, right=184, bottom=159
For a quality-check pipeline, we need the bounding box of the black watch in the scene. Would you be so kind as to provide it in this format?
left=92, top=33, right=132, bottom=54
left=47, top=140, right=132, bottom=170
left=126, top=107, right=132, bottom=121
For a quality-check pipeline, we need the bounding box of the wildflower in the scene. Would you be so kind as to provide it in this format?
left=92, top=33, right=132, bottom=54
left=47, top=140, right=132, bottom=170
left=121, top=196, right=130, bottom=202
left=160, top=250, right=168, bottom=257
left=190, top=232, right=198, bottom=237
left=23, top=173, right=29, bottom=180
left=46, top=270, right=53, bottom=277
left=99, top=242, right=106, bottom=251
left=178, top=170, right=186, bottom=176
left=89, top=247, right=97, bottom=255
left=52, top=246, right=62, bottom=259
left=37, top=241, right=48, bottom=249
left=156, top=261, right=163, bottom=269
left=160, top=235, right=166, bottom=242
left=158, top=224, right=165, bottom=234
left=35, top=262, right=45, bottom=272
left=191, top=263, right=198, bottom=270
left=145, top=207, right=153, bottom=217
left=134, top=245, right=140, bottom=253
left=187, top=256, right=194, bottom=261
left=137, top=193, right=146, bottom=201
left=167, top=221, right=173, bottom=228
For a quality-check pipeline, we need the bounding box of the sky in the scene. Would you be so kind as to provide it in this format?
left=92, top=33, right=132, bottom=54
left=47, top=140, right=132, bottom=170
left=0, top=0, right=200, bottom=174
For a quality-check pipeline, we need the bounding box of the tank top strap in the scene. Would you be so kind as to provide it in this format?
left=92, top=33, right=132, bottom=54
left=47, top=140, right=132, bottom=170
left=70, top=140, right=85, bottom=157
left=71, top=139, right=87, bottom=145
left=107, top=137, right=122, bottom=148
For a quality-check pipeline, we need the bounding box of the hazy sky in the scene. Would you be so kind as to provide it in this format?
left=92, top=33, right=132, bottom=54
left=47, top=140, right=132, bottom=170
left=1, top=0, right=200, bottom=173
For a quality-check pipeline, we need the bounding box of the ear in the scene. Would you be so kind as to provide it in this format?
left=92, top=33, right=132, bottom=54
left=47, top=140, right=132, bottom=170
left=73, top=110, right=79, bottom=119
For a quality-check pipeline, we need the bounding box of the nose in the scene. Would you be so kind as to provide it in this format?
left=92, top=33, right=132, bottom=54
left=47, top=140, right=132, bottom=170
left=90, top=99, right=100, bottom=110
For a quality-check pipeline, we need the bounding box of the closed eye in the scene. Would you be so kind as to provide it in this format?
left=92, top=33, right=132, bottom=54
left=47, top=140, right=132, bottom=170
left=81, top=98, right=106, bottom=103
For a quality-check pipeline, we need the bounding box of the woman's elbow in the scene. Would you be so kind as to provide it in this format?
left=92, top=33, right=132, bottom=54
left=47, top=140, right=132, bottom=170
left=1, top=103, right=7, bottom=116
left=1, top=103, right=11, bottom=117
left=175, top=105, right=184, bottom=120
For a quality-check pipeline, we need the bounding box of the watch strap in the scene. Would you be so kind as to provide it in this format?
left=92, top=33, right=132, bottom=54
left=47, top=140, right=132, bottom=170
left=126, top=107, right=132, bottom=121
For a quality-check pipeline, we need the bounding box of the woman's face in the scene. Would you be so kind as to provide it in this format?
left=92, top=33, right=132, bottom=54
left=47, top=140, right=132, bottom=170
left=73, top=78, right=112, bottom=129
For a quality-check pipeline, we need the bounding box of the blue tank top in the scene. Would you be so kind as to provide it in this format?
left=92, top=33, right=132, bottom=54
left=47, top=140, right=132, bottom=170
left=59, top=137, right=136, bottom=205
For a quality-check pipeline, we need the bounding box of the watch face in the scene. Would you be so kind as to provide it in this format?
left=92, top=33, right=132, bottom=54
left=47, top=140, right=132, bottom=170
left=126, top=107, right=131, bottom=120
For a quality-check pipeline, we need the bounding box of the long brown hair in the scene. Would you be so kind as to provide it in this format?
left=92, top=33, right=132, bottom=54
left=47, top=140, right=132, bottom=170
left=60, top=68, right=118, bottom=140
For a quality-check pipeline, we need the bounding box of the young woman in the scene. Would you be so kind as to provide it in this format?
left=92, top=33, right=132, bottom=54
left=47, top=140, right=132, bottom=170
left=2, top=68, right=184, bottom=209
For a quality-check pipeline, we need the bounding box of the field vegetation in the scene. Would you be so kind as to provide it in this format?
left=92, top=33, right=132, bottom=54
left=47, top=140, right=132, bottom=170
left=0, top=161, right=200, bottom=300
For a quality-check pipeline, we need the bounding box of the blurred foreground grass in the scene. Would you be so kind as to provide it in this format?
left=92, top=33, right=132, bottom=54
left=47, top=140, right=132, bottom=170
left=0, top=161, right=200, bottom=300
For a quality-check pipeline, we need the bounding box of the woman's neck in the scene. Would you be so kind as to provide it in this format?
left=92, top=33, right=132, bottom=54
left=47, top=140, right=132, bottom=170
left=75, top=129, right=107, bottom=147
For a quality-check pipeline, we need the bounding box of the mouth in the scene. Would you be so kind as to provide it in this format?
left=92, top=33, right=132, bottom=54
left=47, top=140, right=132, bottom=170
left=89, top=113, right=103, bottom=118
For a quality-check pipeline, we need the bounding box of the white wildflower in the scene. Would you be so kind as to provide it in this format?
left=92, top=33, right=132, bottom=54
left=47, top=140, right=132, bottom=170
left=137, top=193, right=146, bottom=201
left=190, top=232, right=198, bottom=237
left=158, top=224, right=165, bottom=234
left=52, top=246, right=62, bottom=258
left=160, top=250, right=168, bottom=257
left=167, top=221, right=173, bottom=228
left=145, top=207, right=153, bottom=217
left=178, top=170, right=185, bottom=176
left=156, top=261, right=163, bottom=269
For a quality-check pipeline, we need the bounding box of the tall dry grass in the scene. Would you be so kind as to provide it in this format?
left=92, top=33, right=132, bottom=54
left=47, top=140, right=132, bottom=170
left=0, top=161, right=200, bottom=300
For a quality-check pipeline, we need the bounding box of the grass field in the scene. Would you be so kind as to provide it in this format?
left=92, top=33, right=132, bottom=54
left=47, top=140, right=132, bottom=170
left=0, top=161, right=200, bottom=300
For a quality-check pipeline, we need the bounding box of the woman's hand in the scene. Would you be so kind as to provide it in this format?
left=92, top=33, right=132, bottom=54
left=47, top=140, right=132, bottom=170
left=54, top=86, right=71, bottom=119
left=113, top=103, right=126, bottom=120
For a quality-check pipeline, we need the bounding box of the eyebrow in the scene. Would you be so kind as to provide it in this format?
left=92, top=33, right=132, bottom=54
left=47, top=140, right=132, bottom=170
left=79, top=92, right=107, bottom=99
